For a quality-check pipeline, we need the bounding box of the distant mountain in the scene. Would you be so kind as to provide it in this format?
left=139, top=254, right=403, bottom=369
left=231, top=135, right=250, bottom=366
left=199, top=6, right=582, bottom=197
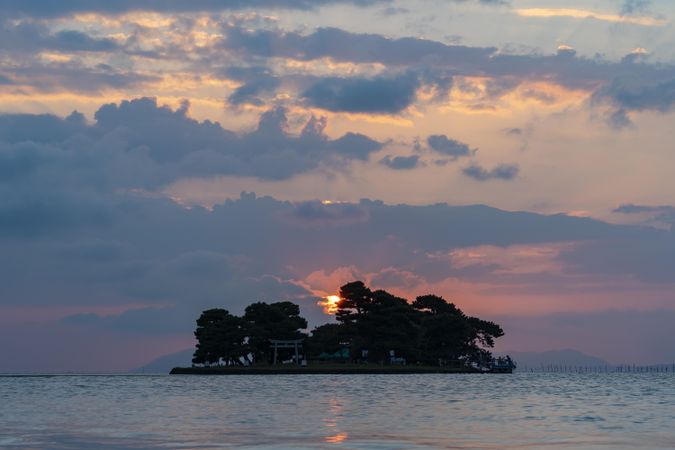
left=496, top=349, right=610, bottom=371
left=133, top=348, right=193, bottom=374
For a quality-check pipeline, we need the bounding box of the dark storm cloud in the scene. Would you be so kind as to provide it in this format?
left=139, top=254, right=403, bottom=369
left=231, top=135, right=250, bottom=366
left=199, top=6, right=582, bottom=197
left=427, top=135, right=474, bottom=158
left=380, top=154, right=420, bottom=170
left=463, top=163, right=519, bottom=181
left=0, top=0, right=387, bottom=18
left=301, top=73, right=420, bottom=113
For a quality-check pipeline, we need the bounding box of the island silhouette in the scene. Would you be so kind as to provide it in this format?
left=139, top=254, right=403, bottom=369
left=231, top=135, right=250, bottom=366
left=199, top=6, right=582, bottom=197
left=171, top=281, right=514, bottom=374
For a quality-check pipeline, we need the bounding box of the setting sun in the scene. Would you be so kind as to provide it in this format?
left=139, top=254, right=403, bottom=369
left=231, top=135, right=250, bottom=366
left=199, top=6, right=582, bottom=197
left=319, top=295, right=341, bottom=314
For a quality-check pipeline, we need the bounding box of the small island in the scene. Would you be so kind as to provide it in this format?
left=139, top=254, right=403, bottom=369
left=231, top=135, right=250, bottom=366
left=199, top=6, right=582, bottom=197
left=171, top=281, right=515, bottom=375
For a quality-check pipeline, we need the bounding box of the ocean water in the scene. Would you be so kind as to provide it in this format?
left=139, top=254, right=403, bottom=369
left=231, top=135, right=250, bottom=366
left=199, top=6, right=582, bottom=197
left=1, top=373, right=674, bottom=449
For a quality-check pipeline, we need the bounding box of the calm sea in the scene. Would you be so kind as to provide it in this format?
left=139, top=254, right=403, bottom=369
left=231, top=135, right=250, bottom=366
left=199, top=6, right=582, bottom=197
left=1, top=373, right=674, bottom=449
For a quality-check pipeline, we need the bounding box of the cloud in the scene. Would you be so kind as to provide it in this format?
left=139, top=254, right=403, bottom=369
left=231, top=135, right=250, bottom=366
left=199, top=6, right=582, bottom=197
left=463, top=163, right=519, bottom=181
left=223, top=25, right=497, bottom=67
left=0, top=20, right=119, bottom=53
left=620, top=0, right=651, bottom=15
left=0, top=97, right=383, bottom=186
left=0, top=110, right=86, bottom=145
left=289, top=201, right=369, bottom=226
left=221, top=23, right=675, bottom=123
left=613, top=204, right=667, bottom=214
left=597, top=76, right=675, bottom=113
left=3, top=19, right=675, bottom=123
left=1, top=167, right=673, bottom=370
left=0, top=191, right=112, bottom=238
left=613, top=203, right=675, bottom=225
left=369, top=267, right=423, bottom=289
left=593, top=76, right=675, bottom=127
left=559, top=231, right=675, bottom=284
left=380, top=155, right=420, bottom=170
left=514, top=7, right=665, bottom=26
left=427, top=135, right=475, bottom=158
left=301, top=73, right=420, bottom=114
left=8, top=61, right=159, bottom=92
left=0, top=0, right=387, bottom=17
left=225, top=66, right=281, bottom=106
left=62, top=306, right=191, bottom=335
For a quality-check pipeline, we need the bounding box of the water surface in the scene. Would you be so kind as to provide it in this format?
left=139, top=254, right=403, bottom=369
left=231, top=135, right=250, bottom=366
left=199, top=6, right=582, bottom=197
left=1, top=373, right=674, bottom=449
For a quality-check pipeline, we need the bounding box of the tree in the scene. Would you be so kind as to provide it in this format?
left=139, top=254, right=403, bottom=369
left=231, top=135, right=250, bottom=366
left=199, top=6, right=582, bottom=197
left=244, top=301, right=308, bottom=362
left=322, top=284, right=505, bottom=366
left=336, top=281, right=373, bottom=323
left=192, top=309, right=247, bottom=366
left=352, top=289, right=422, bottom=362
left=465, top=316, right=504, bottom=364
left=413, top=296, right=471, bottom=364
left=306, top=323, right=348, bottom=357
left=190, top=284, right=505, bottom=369
left=412, top=294, right=504, bottom=365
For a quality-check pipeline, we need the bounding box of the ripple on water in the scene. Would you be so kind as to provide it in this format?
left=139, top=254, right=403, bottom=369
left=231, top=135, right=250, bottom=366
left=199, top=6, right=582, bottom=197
left=0, top=373, right=674, bottom=449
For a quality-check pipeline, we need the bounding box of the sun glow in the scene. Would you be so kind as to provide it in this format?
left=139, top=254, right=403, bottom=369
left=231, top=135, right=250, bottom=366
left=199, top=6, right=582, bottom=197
left=319, top=295, right=341, bottom=314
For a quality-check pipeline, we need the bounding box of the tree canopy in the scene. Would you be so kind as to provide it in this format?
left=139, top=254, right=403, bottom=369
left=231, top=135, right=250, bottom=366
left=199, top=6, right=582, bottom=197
left=316, top=282, right=504, bottom=365
left=191, top=281, right=504, bottom=367
left=192, top=302, right=308, bottom=365
left=192, top=308, right=247, bottom=366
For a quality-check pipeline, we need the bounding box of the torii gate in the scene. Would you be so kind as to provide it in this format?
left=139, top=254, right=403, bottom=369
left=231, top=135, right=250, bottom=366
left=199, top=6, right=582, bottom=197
left=269, top=339, right=304, bottom=365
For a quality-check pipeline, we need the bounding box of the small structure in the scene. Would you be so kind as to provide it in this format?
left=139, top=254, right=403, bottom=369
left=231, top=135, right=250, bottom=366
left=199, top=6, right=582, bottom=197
left=269, top=339, right=304, bottom=365
left=490, top=356, right=516, bottom=373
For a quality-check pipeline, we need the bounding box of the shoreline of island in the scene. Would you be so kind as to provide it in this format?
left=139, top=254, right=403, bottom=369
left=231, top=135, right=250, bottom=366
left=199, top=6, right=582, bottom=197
left=170, top=365, right=487, bottom=375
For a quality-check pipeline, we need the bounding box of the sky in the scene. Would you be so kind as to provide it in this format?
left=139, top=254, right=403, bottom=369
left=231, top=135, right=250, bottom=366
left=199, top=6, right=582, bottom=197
left=2, top=0, right=675, bottom=372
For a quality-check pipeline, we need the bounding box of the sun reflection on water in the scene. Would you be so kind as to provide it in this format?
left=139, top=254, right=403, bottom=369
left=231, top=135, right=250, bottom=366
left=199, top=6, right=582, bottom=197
left=323, top=398, right=347, bottom=443
left=325, top=432, right=348, bottom=443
